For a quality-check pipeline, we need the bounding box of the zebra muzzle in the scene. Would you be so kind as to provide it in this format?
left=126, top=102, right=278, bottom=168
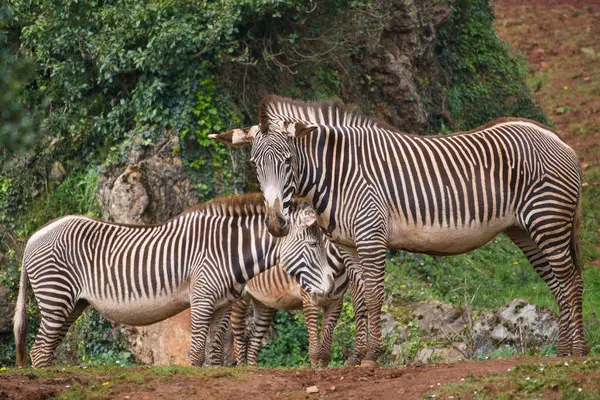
left=265, top=213, right=290, bottom=237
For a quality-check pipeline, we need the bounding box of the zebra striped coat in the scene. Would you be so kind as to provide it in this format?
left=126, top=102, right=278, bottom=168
left=211, top=96, right=585, bottom=365
left=229, top=241, right=366, bottom=368
left=13, top=194, right=335, bottom=367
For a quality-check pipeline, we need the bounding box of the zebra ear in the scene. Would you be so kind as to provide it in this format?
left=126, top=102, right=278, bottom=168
left=209, top=125, right=259, bottom=146
left=298, top=207, right=318, bottom=228
left=292, top=122, right=318, bottom=138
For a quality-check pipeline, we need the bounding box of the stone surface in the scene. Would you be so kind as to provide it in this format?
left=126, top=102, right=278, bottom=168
left=97, top=132, right=197, bottom=225
left=473, top=298, right=558, bottom=357
left=383, top=298, right=558, bottom=364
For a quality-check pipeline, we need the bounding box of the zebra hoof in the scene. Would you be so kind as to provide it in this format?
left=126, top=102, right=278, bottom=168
left=344, top=358, right=360, bottom=367
left=360, top=360, right=379, bottom=369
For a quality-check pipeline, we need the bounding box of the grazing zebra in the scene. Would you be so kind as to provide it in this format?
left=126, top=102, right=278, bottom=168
left=229, top=241, right=367, bottom=368
left=13, top=193, right=336, bottom=367
left=210, top=96, right=585, bottom=365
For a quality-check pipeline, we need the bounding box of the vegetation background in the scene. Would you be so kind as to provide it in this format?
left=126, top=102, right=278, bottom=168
left=0, top=0, right=598, bottom=370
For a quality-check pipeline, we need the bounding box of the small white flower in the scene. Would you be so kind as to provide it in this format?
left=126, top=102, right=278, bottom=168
left=578, top=388, right=583, bottom=392
left=437, top=383, right=441, bottom=386
left=430, top=395, right=436, bottom=398
left=460, top=378, right=464, bottom=381
left=525, top=377, right=530, bottom=381
left=507, top=368, right=511, bottom=372
left=449, top=397, right=455, bottom=399
left=564, top=362, right=569, bottom=367
left=539, top=368, right=544, bottom=371
left=65, top=385, right=71, bottom=389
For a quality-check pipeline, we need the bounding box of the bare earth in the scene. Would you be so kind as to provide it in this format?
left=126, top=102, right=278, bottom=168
left=0, top=358, right=576, bottom=400
left=2, top=0, right=599, bottom=399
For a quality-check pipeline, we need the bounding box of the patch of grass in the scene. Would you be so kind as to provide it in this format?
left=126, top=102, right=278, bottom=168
left=428, top=357, right=600, bottom=399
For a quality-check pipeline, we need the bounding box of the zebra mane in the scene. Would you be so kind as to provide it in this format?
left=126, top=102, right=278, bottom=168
left=186, top=193, right=310, bottom=218
left=258, top=95, right=395, bottom=133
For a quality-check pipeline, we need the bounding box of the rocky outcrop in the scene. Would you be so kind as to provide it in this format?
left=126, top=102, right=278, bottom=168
left=382, top=298, right=558, bottom=364
left=473, top=298, right=558, bottom=357
left=96, top=132, right=201, bottom=365
left=341, top=0, right=452, bottom=131
left=97, top=132, right=197, bottom=225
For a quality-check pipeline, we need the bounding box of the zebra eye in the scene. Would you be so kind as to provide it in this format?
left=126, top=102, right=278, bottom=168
left=249, top=159, right=257, bottom=168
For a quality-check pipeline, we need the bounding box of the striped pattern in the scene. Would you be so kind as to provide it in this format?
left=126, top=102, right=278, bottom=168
left=229, top=241, right=367, bottom=367
left=13, top=194, right=336, bottom=367
left=240, top=96, right=585, bottom=363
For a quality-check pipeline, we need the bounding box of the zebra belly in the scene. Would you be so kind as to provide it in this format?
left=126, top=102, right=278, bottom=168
left=83, top=283, right=191, bottom=326
left=388, top=217, right=515, bottom=256
left=246, top=285, right=303, bottom=310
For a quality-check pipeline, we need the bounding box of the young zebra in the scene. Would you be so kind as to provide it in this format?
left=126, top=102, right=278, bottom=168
left=13, top=194, right=336, bottom=367
left=229, top=241, right=366, bottom=368
left=211, top=96, right=585, bottom=366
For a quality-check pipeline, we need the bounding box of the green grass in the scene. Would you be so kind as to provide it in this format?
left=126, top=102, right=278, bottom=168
left=427, top=357, right=600, bottom=399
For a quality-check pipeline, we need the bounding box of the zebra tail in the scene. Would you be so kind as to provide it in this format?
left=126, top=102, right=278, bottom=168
left=14, top=265, right=29, bottom=368
left=571, top=190, right=583, bottom=275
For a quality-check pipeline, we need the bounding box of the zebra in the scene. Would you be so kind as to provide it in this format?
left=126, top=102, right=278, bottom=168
left=13, top=193, right=337, bottom=368
left=210, top=95, right=585, bottom=366
left=229, top=240, right=367, bottom=368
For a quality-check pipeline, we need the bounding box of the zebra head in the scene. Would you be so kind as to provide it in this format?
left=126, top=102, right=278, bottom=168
left=209, top=120, right=316, bottom=237
left=280, top=202, right=335, bottom=301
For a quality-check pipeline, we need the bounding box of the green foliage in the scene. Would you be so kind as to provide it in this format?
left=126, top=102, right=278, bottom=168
left=258, top=311, right=309, bottom=367
left=386, top=235, right=555, bottom=313
left=435, top=0, right=547, bottom=130
left=0, top=6, right=40, bottom=152
left=69, top=309, right=132, bottom=366
left=330, top=298, right=358, bottom=366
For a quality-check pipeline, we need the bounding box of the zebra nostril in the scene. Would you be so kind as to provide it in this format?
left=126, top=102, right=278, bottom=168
left=277, top=215, right=286, bottom=227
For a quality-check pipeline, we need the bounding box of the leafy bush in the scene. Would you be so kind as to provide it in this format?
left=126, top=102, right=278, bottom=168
left=435, top=0, right=547, bottom=131
left=258, top=311, right=309, bottom=367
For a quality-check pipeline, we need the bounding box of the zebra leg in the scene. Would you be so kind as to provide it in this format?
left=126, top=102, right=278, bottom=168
left=355, top=234, right=388, bottom=366
left=301, top=291, right=321, bottom=368
left=231, top=296, right=251, bottom=366
left=516, top=210, right=586, bottom=356
left=318, top=296, right=343, bottom=368
left=189, top=296, right=217, bottom=367
left=506, top=227, right=572, bottom=355
left=30, top=299, right=88, bottom=367
left=207, top=305, right=232, bottom=366
left=246, top=301, right=276, bottom=366
left=346, top=265, right=367, bottom=366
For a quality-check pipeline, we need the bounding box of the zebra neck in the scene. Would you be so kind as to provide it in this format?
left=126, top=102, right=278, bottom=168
left=232, top=215, right=279, bottom=283
left=294, top=127, right=344, bottom=219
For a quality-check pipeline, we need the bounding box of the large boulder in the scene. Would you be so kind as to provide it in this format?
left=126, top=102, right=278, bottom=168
left=97, top=132, right=197, bottom=225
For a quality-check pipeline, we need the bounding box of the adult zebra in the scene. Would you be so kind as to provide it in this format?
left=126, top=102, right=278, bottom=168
left=210, top=96, right=585, bottom=366
left=230, top=241, right=366, bottom=368
left=14, top=193, right=335, bottom=367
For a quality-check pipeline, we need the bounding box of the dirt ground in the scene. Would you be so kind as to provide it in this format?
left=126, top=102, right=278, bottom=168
left=0, top=357, right=574, bottom=400
left=1, top=0, right=598, bottom=399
